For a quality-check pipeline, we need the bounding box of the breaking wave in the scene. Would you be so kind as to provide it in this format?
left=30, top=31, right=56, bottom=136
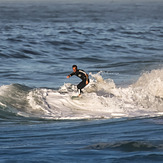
left=0, top=68, right=163, bottom=120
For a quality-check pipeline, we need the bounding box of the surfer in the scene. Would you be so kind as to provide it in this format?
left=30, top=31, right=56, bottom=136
left=67, top=65, right=89, bottom=96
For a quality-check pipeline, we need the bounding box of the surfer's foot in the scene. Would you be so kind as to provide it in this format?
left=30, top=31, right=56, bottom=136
left=78, top=94, right=81, bottom=97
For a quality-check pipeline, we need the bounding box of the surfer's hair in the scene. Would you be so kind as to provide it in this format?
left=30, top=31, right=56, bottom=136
left=72, top=65, right=77, bottom=69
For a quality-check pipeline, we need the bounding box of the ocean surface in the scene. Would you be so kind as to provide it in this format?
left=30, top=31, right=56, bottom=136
left=0, top=0, right=163, bottom=162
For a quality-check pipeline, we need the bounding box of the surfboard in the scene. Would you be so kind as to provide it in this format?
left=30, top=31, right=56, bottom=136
left=71, top=95, right=81, bottom=100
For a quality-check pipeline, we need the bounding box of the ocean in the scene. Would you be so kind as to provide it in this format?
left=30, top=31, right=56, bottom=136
left=0, top=0, right=163, bottom=162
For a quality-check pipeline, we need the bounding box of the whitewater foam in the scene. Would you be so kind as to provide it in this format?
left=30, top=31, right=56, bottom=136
left=0, top=69, right=163, bottom=120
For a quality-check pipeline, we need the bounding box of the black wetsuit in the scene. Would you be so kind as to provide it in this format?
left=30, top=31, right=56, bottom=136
left=70, top=69, right=89, bottom=94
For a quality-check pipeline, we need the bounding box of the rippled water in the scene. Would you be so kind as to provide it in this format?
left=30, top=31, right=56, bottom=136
left=0, top=0, right=163, bottom=162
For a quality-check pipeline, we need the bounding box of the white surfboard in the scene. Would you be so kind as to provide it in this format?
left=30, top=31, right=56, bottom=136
left=71, top=95, right=81, bottom=100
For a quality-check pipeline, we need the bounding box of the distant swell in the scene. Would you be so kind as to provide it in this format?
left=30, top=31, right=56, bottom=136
left=83, top=141, right=163, bottom=151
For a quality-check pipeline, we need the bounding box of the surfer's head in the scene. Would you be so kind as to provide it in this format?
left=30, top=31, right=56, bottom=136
left=72, top=65, right=77, bottom=72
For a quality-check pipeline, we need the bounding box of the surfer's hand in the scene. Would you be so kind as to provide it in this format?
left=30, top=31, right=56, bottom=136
left=67, top=75, right=70, bottom=78
left=86, top=80, right=88, bottom=85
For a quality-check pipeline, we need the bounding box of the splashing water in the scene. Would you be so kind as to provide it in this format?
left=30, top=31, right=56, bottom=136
left=0, top=69, right=163, bottom=120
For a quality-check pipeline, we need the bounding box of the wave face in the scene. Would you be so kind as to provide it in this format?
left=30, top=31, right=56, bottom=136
left=0, top=68, right=163, bottom=120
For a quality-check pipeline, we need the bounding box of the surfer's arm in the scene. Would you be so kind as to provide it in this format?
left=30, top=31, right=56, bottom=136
left=86, top=74, right=89, bottom=85
left=67, top=72, right=75, bottom=78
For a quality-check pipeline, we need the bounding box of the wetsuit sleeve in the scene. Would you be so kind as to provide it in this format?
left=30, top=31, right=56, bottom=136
left=69, top=72, right=75, bottom=76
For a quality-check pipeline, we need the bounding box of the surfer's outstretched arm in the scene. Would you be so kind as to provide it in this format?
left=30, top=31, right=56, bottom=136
left=67, top=72, right=75, bottom=78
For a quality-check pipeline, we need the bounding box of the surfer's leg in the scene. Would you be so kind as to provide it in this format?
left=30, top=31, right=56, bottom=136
left=77, top=80, right=86, bottom=94
left=77, top=88, right=83, bottom=95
